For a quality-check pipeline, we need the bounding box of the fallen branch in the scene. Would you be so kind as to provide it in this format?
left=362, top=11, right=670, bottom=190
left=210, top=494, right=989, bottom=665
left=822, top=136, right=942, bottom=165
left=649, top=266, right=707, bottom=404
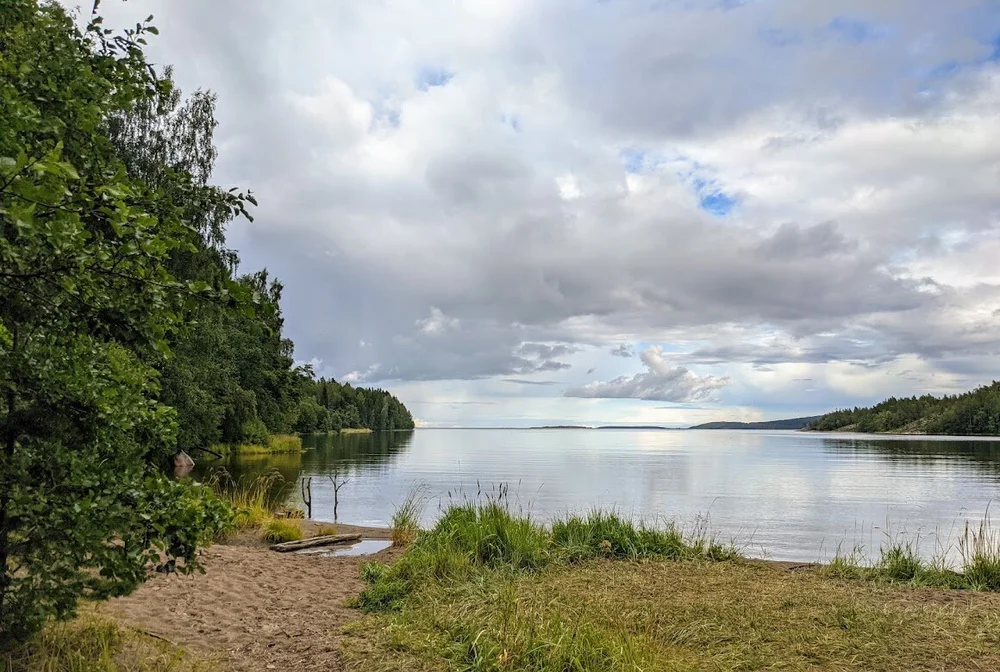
left=269, top=533, right=361, bottom=553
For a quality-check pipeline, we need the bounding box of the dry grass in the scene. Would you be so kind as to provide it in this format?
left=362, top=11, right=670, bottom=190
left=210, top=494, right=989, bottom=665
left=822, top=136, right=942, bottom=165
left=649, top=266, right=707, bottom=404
left=339, top=428, right=374, bottom=435
left=2, top=614, right=213, bottom=672
left=314, top=524, right=339, bottom=537
left=343, top=559, right=1000, bottom=671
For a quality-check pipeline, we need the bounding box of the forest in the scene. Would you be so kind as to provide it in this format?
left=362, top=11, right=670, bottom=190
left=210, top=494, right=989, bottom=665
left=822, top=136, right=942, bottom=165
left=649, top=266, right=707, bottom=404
left=0, top=0, right=409, bottom=644
left=807, top=381, right=1000, bottom=435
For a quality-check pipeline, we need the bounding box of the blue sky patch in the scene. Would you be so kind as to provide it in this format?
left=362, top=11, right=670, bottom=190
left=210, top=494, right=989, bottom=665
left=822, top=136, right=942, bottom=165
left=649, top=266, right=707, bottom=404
left=699, top=190, right=738, bottom=217
left=416, top=66, right=454, bottom=91
left=620, top=148, right=664, bottom=174
left=688, top=174, right=738, bottom=217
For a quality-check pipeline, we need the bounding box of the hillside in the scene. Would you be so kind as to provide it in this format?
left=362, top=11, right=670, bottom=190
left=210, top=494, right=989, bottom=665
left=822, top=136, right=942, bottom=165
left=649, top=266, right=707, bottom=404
left=807, top=382, right=1000, bottom=435
left=690, top=416, right=822, bottom=430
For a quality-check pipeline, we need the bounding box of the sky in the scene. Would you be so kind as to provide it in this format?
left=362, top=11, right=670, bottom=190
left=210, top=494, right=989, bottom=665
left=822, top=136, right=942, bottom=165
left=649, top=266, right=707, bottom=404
left=86, top=0, right=1000, bottom=427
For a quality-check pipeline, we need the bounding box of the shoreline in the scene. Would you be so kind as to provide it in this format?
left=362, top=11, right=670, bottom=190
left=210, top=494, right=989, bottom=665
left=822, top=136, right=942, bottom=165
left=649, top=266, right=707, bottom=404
left=89, top=515, right=1000, bottom=671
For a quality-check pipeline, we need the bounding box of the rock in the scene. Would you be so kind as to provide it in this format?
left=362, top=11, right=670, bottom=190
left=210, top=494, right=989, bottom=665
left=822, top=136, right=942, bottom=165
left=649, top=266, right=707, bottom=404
left=173, top=450, right=195, bottom=477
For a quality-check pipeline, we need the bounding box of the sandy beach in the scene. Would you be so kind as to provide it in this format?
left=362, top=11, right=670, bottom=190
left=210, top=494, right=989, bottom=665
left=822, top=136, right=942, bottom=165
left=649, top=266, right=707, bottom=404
left=103, top=523, right=398, bottom=671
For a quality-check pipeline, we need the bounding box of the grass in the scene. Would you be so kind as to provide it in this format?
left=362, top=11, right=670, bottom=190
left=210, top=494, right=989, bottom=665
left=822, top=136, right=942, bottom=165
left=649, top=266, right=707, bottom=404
left=346, top=502, right=1000, bottom=671
left=339, top=428, right=374, bottom=435
left=206, top=469, right=280, bottom=532
left=356, top=502, right=739, bottom=614
left=343, top=557, right=1000, bottom=672
left=314, top=524, right=339, bottom=537
left=207, top=434, right=304, bottom=457
left=206, top=469, right=307, bottom=544
left=262, top=518, right=303, bottom=543
left=390, top=489, right=425, bottom=548
left=823, top=518, right=1000, bottom=591
left=2, top=614, right=212, bottom=672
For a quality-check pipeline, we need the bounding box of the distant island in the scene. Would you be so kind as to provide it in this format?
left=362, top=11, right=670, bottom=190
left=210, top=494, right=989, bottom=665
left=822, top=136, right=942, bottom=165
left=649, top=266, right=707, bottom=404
left=689, top=416, right=822, bottom=430
left=806, top=381, right=1000, bottom=435
left=528, top=425, right=673, bottom=430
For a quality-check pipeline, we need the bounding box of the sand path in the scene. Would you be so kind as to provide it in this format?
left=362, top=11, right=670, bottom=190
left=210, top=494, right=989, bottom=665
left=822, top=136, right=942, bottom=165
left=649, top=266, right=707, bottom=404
left=103, top=524, right=399, bottom=671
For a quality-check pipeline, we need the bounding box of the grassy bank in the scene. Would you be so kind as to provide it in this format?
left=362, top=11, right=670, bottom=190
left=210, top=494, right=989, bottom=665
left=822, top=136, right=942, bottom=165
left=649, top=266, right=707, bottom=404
left=343, top=502, right=1000, bottom=671
left=209, top=433, right=303, bottom=457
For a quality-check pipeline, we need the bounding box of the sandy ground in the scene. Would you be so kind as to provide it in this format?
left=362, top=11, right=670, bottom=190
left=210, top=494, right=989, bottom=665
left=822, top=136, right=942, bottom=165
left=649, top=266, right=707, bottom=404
left=103, top=523, right=401, bottom=672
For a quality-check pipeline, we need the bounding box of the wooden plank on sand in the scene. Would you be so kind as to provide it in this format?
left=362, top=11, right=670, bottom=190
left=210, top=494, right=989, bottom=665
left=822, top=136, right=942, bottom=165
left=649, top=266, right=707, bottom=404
left=269, top=533, right=362, bottom=552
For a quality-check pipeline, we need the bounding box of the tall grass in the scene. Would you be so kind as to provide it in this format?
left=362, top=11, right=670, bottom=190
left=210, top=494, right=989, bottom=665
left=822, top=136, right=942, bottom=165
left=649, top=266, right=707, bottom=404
left=357, top=500, right=739, bottom=613
left=390, top=489, right=425, bottom=548
left=960, top=514, right=1000, bottom=590
left=206, top=469, right=283, bottom=531
left=2, top=615, right=209, bottom=672
left=823, top=516, right=1000, bottom=591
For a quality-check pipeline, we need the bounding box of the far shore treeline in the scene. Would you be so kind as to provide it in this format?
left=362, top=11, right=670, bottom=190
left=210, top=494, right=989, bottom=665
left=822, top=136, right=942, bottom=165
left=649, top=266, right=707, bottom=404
left=807, top=381, right=1000, bottom=435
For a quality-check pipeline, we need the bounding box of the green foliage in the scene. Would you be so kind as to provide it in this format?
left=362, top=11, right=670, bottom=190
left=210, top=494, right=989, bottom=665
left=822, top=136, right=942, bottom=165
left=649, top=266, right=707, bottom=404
left=294, top=377, right=415, bottom=434
left=0, top=1, right=240, bottom=645
left=809, top=381, right=1000, bottom=435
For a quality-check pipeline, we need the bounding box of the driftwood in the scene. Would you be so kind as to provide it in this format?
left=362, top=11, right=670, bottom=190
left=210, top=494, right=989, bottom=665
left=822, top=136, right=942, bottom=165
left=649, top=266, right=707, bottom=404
left=269, top=533, right=361, bottom=553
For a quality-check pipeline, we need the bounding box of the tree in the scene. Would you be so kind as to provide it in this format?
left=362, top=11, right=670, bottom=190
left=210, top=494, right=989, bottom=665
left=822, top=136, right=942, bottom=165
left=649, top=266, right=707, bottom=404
left=0, top=2, right=241, bottom=644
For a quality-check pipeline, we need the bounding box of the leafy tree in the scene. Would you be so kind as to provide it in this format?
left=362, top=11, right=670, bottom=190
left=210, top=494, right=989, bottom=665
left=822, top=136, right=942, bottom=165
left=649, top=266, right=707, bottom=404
left=294, top=377, right=415, bottom=433
left=809, top=383, right=1000, bottom=436
left=0, top=2, right=241, bottom=644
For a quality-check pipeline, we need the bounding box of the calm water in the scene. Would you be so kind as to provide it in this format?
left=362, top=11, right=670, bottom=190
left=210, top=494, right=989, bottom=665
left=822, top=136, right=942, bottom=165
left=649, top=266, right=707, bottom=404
left=194, top=429, right=1000, bottom=563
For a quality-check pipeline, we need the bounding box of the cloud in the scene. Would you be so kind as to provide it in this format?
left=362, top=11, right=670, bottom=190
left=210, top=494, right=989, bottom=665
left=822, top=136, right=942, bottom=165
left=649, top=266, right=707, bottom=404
left=565, top=347, right=730, bottom=402
left=502, top=379, right=559, bottom=386
left=610, top=344, right=634, bottom=358
left=89, top=0, right=1000, bottom=423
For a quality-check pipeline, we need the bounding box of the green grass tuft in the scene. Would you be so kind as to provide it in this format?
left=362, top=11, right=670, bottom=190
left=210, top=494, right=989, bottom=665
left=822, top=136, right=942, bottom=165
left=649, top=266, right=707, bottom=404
left=390, top=488, right=425, bottom=548
left=263, top=518, right=303, bottom=543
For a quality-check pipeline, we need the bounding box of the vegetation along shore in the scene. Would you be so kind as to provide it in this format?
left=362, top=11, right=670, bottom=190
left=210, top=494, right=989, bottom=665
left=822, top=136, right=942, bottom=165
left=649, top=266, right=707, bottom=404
left=8, top=477, right=1000, bottom=671
left=806, top=381, right=1000, bottom=436
left=0, top=0, right=411, bottom=655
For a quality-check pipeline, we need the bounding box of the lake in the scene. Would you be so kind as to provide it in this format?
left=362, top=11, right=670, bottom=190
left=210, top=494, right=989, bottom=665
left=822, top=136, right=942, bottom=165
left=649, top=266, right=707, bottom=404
left=194, top=429, right=1000, bottom=564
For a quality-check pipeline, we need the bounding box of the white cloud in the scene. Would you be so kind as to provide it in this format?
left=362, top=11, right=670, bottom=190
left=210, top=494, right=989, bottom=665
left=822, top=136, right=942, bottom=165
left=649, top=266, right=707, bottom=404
left=90, top=0, right=1000, bottom=423
left=566, top=347, right=730, bottom=402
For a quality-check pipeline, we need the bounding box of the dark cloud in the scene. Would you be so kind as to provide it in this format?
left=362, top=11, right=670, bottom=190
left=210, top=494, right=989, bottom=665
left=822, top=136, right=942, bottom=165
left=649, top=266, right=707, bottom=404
left=610, top=344, right=634, bottom=358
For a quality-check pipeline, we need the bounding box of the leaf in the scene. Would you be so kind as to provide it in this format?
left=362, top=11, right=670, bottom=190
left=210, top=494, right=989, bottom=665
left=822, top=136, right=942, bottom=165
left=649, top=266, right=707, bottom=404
left=146, top=26, right=159, bottom=35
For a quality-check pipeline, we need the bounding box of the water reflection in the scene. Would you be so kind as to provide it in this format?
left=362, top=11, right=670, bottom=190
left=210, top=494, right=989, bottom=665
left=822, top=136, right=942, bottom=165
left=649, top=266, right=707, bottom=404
left=191, top=431, right=416, bottom=509
left=823, top=436, right=1000, bottom=475
left=300, top=430, right=415, bottom=474
left=191, top=429, right=1000, bottom=562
